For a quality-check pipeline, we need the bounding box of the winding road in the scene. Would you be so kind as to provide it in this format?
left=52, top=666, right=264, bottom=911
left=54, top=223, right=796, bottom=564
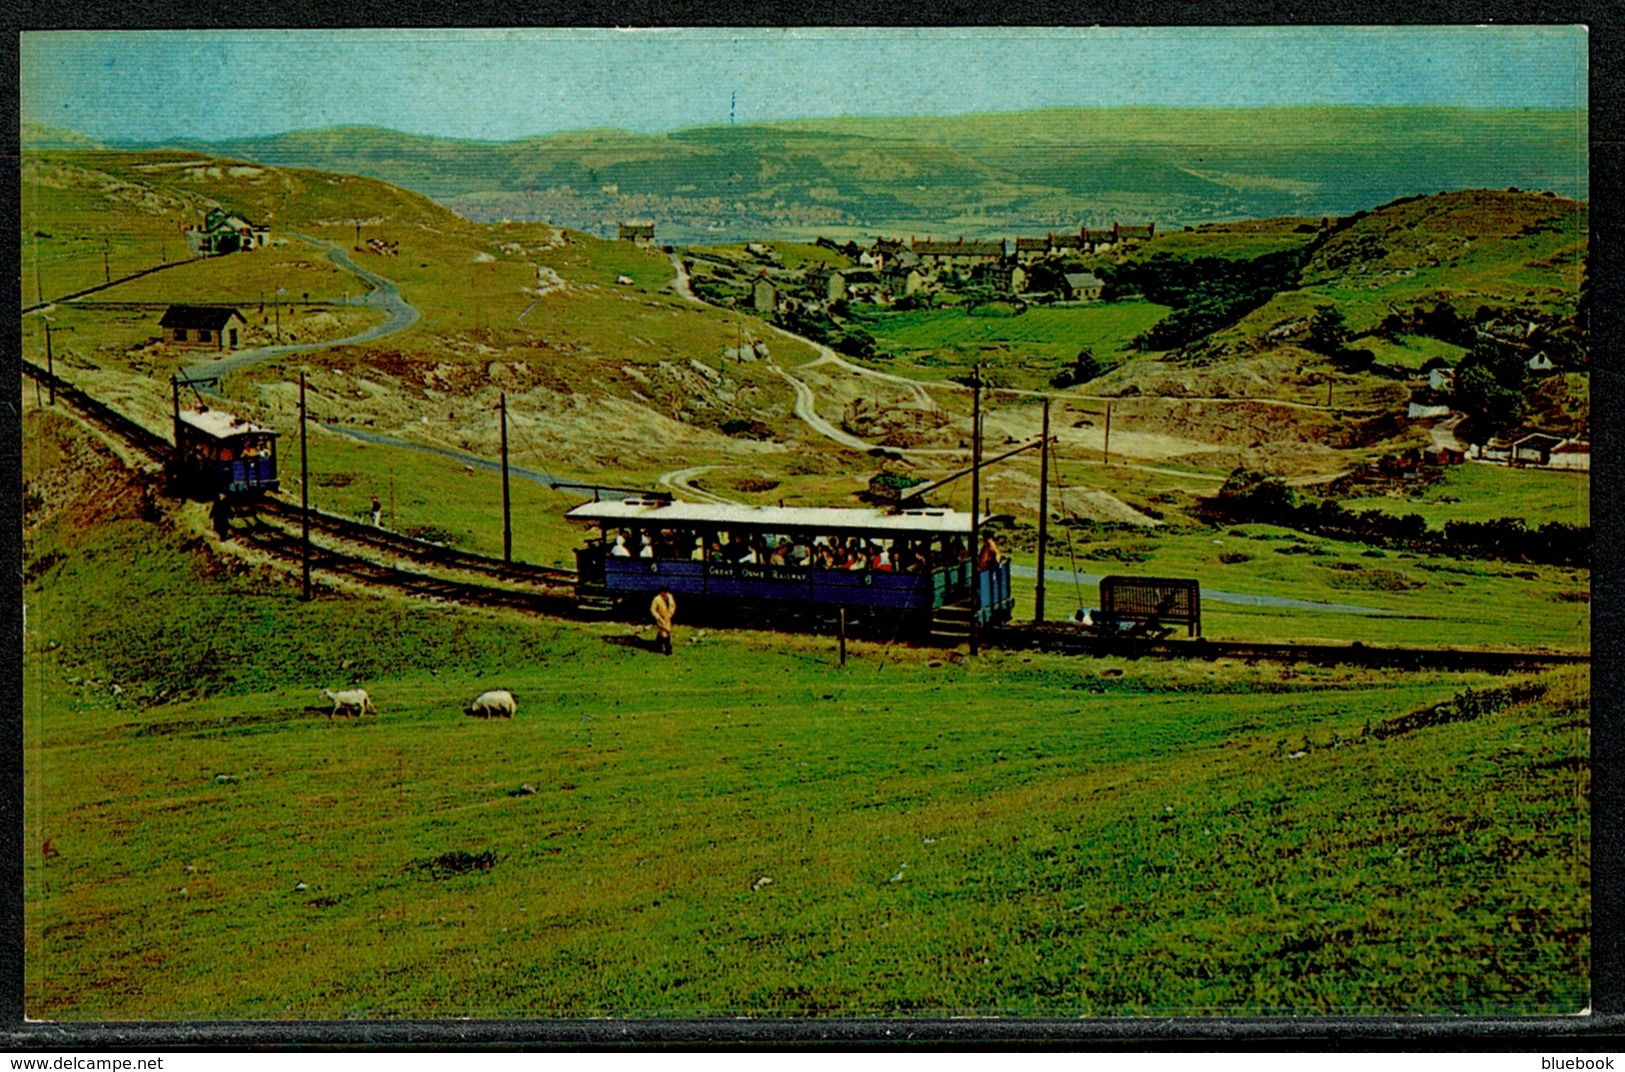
left=182, top=234, right=420, bottom=381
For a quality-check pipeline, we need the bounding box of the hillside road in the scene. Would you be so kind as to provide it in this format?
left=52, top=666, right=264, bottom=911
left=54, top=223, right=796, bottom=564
left=181, top=234, right=420, bottom=381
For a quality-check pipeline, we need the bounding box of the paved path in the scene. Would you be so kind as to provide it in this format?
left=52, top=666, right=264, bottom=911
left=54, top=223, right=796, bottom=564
left=181, top=234, right=420, bottom=381
left=657, top=465, right=741, bottom=505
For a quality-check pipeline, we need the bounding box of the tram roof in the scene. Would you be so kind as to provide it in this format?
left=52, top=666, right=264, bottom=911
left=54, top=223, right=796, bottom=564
left=566, top=498, right=1003, bottom=536
left=177, top=407, right=278, bottom=439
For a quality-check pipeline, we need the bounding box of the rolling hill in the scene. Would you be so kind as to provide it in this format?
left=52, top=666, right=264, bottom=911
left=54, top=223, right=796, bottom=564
left=101, top=107, right=1587, bottom=244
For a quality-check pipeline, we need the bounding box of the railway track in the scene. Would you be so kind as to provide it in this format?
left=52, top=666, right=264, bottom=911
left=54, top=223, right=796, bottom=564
left=24, top=356, right=1590, bottom=672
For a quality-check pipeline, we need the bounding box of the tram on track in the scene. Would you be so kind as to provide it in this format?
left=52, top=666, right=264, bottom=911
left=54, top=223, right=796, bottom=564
left=171, top=405, right=281, bottom=499
left=566, top=498, right=1014, bottom=628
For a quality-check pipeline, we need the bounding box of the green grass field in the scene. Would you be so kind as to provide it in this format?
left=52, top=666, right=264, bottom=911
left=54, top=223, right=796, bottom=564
left=1336, top=463, right=1590, bottom=529
left=22, top=407, right=1591, bottom=1018
left=846, top=302, right=1171, bottom=387
left=23, top=542, right=1592, bottom=1017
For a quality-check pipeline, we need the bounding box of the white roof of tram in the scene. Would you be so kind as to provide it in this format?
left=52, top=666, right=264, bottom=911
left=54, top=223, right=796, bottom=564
left=177, top=407, right=278, bottom=439
left=566, top=498, right=1002, bottom=536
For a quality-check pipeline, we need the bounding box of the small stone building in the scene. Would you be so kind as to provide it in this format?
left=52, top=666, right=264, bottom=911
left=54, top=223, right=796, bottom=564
left=1063, top=271, right=1105, bottom=301
left=618, top=220, right=656, bottom=245
left=752, top=276, right=778, bottom=314
left=159, top=305, right=248, bottom=350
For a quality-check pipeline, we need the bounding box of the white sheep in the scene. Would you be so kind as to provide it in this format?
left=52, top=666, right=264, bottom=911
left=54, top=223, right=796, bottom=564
left=464, top=689, right=516, bottom=719
left=321, top=687, right=377, bottom=719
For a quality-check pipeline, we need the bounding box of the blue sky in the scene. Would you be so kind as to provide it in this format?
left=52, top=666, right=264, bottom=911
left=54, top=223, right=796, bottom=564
left=21, top=26, right=1589, bottom=143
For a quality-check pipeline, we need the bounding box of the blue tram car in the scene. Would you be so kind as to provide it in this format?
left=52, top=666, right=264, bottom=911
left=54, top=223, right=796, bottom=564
left=566, top=498, right=1014, bottom=629
left=171, top=405, right=281, bottom=499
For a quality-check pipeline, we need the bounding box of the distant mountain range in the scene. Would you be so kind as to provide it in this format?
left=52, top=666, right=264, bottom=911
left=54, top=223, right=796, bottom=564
left=25, top=107, right=1588, bottom=243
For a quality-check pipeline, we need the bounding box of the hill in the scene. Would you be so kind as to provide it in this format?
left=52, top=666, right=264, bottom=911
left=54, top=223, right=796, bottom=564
left=113, top=107, right=1588, bottom=244
left=21, top=122, right=104, bottom=150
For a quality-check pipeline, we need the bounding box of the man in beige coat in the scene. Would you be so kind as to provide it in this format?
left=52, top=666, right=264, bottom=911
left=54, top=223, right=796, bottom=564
left=650, top=589, right=677, bottom=655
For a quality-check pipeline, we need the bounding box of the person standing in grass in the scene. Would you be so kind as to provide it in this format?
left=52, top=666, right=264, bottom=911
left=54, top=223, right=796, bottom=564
left=370, top=494, right=383, bottom=527
left=650, top=589, right=677, bottom=656
left=210, top=494, right=232, bottom=540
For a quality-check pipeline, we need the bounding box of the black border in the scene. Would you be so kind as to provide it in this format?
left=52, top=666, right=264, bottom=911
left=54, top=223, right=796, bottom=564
left=5, top=0, right=1620, bottom=1049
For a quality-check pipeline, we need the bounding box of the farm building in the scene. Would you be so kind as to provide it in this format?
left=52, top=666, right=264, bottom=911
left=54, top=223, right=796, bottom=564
left=1063, top=271, right=1105, bottom=301
left=1511, top=433, right=1567, bottom=466
left=185, top=208, right=269, bottom=257
left=159, top=305, right=248, bottom=350
left=1548, top=441, right=1591, bottom=471
left=618, top=220, right=656, bottom=245
left=752, top=275, right=778, bottom=314
left=1526, top=352, right=1556, bottom=373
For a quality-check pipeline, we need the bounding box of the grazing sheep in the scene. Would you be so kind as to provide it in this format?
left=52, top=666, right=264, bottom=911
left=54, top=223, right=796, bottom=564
left=464, top=689, right=516, bottom=719
left=321, top=687, right=377, bottom=719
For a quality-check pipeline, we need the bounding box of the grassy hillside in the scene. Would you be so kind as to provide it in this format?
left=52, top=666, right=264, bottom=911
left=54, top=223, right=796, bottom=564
left=22, top=149, right=820, bottom=490
left=123, top=107, right=1588, bottom=243
left=23, top=407, right=1590, bottom=1018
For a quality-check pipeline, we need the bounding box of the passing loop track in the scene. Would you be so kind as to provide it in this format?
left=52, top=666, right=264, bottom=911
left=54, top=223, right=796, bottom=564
left=23, top=357, right=1587, bottom=670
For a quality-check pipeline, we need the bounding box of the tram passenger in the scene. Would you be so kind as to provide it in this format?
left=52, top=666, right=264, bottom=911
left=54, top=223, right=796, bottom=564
left=610, top=533, right=632, bottom=557
left=977, top=534, right=1003, bottom=570
left=690, top=537, right=706, bottom=562
left=639, top=533, right=655, bottom=559
left=707, top=540, right=726, bottom=563
left=847, top=543, right=869, bottom=570
left=789, top=540, right=811, bottom=567
left=768, top=537, right=789, bottom=567
left=874, top=544, right=893, bottom=571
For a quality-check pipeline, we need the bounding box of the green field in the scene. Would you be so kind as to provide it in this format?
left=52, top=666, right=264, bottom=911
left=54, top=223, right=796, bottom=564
left=846, top=302, right=1171, bottom=387
left=22, top=406, right=1591, bottom=1017
left=1336, top=463, right=1590, bottom=529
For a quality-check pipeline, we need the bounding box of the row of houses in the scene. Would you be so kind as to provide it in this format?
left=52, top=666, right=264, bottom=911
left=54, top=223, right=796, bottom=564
left=747, top=261, right=1105, bottom=314
left=820, top=224, right=1155, bottom=269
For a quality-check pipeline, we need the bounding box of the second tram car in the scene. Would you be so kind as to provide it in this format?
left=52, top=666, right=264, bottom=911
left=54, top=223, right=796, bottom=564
left=171, top=405, right=281, bottom=498
left=566, top=498, right=1014, bottom=627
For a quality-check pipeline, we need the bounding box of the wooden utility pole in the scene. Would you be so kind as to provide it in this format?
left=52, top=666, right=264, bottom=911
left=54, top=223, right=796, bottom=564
left=1103, top=401, right=1113, bottom=467
left=500, top=392, right=513, bottom=563
left=968, top=365, right=983, bottom=657
left=389, top=472, right=396, bottom=531
left=44, top=321, right=54, bottom=405
left=299, top=371, right=311, bottom=601
left=838, top=606, right=847, bottom=667
left=102, top=239, right=110, bottom=284
left=1035, top=398, right=1050, bottom=623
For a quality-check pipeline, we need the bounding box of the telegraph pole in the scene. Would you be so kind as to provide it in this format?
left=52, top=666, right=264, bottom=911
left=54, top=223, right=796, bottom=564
left=1103, top=401, right=1113, bottom=467
left=102, top=239, right=110, bottom=284
left=1035, top=398, right=1050, bottom=623
left=500, top=392, right=512, bottom=563
left=44, top=321, right=54, bottom=405
left=299, top=371, right=311, bottom=601
left=968, top=365, right=983, bottom=657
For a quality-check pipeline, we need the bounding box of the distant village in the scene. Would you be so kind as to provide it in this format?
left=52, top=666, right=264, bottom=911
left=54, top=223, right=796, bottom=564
left=640, top=220, right=1158, bottom=315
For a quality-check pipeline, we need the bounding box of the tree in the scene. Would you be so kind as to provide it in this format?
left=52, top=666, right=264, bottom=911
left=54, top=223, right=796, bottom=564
left=1051, top=348, right=1104, bottom=388
left=1307, top=304, right=1348, bottom=355
left=1215, top=467, right=1297, bottom=520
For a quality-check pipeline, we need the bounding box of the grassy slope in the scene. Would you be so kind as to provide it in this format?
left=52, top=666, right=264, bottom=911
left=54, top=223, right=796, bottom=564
left=846, top=302, right=1171, bottom=386
left=23, top=150, right=820, bottom=494
left=23, top=410, right=1589, bottom=1018
left=1334, top=463, right=1590, bottom=529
